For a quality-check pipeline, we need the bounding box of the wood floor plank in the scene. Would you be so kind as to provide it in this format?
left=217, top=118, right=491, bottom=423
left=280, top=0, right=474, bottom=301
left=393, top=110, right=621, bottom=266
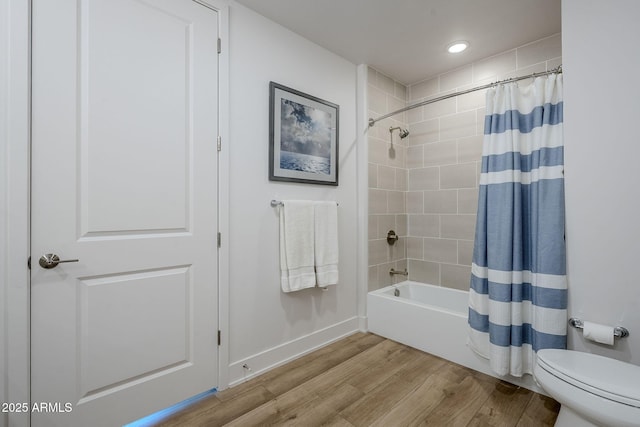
left=158, top=385, right=273, bottom=427
left=467, top=382, right=534, bottom=427
left=516, top=393, right=561, bottom=427
left=345, top=344, right=424, bottom=393
left=340, top=374, right=417, bottom=426
left=222, top=388, right=312, bottom=426
left=284, top=339, right=406, bottom=398
left=289, top=340, right=403, bottom=398
left=155, top=395, right=222, bottom=427
left=341, top=352, right=448, bottom=426
left=320, top=415, right=356, bottom=427
left=278, top=383, right=364, bottom=426
left=226, top=339, right=408, bottom=426
left=152, top=334, right=560, bottom=427
left=417, top=371, right=498, bottom=426
left=218, top=332, right=383, bottom=403
left=225, top=382, right=364, bottom=426
left=338, top=344, right=443, bottom=424
left=368, top=369, right=458, bottom=427
left=263, top=333, right=385, bottom=397
left=391, top=349, right=448, bottom=389
left=435, top=360, right=478, bottom=384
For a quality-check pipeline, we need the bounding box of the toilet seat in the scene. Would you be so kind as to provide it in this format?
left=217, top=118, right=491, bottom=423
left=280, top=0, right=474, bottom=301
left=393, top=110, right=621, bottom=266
left=537, top=349, right=640, bottom=408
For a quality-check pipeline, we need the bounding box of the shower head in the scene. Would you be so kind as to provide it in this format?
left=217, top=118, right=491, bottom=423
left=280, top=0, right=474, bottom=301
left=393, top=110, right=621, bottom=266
left=389, top=126, right=410, bottom=139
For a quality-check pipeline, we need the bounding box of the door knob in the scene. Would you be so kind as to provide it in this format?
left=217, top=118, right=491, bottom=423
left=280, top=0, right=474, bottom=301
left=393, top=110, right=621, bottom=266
left=38, top=253, right=79, bottom=269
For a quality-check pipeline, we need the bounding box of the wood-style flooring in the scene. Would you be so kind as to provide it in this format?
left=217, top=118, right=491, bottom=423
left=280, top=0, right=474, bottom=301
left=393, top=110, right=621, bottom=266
left=156, top=333, right=560, bottom=426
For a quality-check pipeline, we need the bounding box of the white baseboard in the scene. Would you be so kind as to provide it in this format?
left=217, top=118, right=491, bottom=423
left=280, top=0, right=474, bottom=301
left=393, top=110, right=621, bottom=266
left=358, top=315, right=367, bottom=332
left=227, top=316, right=359, bottom=388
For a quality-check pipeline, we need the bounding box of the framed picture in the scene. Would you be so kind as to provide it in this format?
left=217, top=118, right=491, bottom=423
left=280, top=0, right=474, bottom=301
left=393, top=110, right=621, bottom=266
left=269, top=82, right=339, bottom=186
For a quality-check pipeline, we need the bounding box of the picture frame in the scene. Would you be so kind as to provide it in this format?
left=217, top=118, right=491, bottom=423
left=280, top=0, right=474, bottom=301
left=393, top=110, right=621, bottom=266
left=269, top=82, right=339, bottom=186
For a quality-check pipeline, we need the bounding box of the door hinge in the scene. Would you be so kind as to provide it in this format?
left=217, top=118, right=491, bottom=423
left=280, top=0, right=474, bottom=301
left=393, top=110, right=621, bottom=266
left=217, top=38, right=221, bottom=54
left=217, top=330, right=221, bottom=346
left=217, top=135, right=221, bottom=152
left=27, top=256, right=31, bottom=270
left=217, top=232, right=221, bottom=248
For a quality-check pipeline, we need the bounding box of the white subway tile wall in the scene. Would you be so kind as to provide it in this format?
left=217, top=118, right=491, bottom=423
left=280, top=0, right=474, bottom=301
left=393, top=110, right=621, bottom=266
left=368, top=33, right=561, bottom=291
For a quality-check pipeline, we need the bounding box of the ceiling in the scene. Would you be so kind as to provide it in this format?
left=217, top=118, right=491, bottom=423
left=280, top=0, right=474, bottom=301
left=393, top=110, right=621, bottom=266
left=234, top=0, right=561, bottom=85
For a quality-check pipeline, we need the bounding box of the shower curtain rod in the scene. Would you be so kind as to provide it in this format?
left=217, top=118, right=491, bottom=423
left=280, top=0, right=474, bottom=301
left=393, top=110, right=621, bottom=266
left=368, top=65, right=562, bottom=127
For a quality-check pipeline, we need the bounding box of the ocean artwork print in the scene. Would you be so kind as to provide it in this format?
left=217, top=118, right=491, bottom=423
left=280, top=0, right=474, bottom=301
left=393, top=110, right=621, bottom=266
left=269, top=81, right=339, bottom=185
left=279, top=150, right=330, bottom=175
left=279, top=99, right=331, bottom=175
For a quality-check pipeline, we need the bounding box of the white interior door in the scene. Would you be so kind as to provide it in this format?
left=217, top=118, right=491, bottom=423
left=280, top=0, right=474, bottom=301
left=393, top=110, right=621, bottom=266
left=30, top=0, right=219, bottom=426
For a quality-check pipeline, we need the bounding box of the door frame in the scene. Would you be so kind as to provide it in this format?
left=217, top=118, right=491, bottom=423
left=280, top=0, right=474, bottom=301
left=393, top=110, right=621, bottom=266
left=1, top=1, right=30, bottom=426
left=1, top=1, right=230, bottom=426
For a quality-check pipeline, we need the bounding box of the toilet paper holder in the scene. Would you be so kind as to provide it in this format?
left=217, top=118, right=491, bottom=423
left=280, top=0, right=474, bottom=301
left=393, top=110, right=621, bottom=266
left=569, top=317, right=629, bottom=338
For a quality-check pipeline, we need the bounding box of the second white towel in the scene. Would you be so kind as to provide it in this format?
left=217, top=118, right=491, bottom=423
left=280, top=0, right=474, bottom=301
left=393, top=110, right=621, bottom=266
left=314, top=201, right=339, bottom=287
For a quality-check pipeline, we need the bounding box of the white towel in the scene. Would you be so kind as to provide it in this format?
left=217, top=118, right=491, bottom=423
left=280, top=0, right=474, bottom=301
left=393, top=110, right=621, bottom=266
left=313, top=201, right=339, bottom=287
left=279, top=200, right=316, bottom=292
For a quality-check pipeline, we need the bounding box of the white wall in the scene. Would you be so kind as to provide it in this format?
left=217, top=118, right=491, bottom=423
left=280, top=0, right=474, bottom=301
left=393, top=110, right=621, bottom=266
left=563, top=0, right=640, bottom=363
left=225, top=3, right=359, bottom=384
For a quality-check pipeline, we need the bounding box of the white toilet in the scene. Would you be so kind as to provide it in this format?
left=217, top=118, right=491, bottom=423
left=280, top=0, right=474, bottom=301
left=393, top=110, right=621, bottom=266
left=534, top=349, right=640, bottom=427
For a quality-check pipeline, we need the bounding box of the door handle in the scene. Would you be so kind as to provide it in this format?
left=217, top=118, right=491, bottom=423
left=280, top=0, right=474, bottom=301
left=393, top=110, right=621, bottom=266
left=38, top=253, right=79, bottom=269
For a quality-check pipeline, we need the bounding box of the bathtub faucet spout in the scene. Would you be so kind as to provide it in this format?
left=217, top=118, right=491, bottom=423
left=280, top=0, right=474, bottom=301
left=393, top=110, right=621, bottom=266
left=389, top=268, right=408, bottom=277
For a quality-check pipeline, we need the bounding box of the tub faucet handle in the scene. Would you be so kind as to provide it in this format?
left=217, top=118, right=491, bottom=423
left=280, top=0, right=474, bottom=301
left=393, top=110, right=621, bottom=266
left=387, top=230, right=399, bottom=245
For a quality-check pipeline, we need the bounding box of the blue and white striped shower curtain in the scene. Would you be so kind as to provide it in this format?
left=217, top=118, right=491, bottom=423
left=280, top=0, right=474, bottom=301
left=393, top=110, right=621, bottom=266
left=468, top=74, right=566, bottom=377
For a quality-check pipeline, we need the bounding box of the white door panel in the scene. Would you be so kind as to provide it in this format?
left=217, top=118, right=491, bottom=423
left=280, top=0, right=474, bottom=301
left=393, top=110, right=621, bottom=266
left=31, top=0, right=219, bottom=425
left=81, top=0, right=192, bottom=234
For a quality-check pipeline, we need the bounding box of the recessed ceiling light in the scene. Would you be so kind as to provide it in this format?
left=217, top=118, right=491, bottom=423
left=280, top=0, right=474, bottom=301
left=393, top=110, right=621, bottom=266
left=447, top=41, right=469, bottom=54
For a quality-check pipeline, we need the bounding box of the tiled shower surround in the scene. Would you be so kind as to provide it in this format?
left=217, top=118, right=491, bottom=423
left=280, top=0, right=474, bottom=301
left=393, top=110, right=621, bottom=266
left=368, top=34, right=562, bottom=292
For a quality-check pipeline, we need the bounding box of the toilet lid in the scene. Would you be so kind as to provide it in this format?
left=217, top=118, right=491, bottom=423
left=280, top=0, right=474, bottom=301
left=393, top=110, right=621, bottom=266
left=537, top=349, right=640, bottom=408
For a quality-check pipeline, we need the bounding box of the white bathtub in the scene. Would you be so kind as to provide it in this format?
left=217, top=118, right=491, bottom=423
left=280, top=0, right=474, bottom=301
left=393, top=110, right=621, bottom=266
left=367, top=281, right=542, bottom=392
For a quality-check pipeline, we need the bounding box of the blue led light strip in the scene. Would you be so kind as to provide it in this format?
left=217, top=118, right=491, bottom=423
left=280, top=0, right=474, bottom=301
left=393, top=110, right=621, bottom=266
left=124, top=388, right=217, bottom=427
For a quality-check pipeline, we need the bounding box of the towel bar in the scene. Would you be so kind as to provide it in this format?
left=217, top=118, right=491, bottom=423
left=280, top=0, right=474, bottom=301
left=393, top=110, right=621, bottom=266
left=270, top=199, right=339, bottom=207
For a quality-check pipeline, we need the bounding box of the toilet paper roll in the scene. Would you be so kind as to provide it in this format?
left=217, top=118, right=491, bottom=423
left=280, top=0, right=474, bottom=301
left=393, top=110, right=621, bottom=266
left=583, top=321, right=615, bottom=345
